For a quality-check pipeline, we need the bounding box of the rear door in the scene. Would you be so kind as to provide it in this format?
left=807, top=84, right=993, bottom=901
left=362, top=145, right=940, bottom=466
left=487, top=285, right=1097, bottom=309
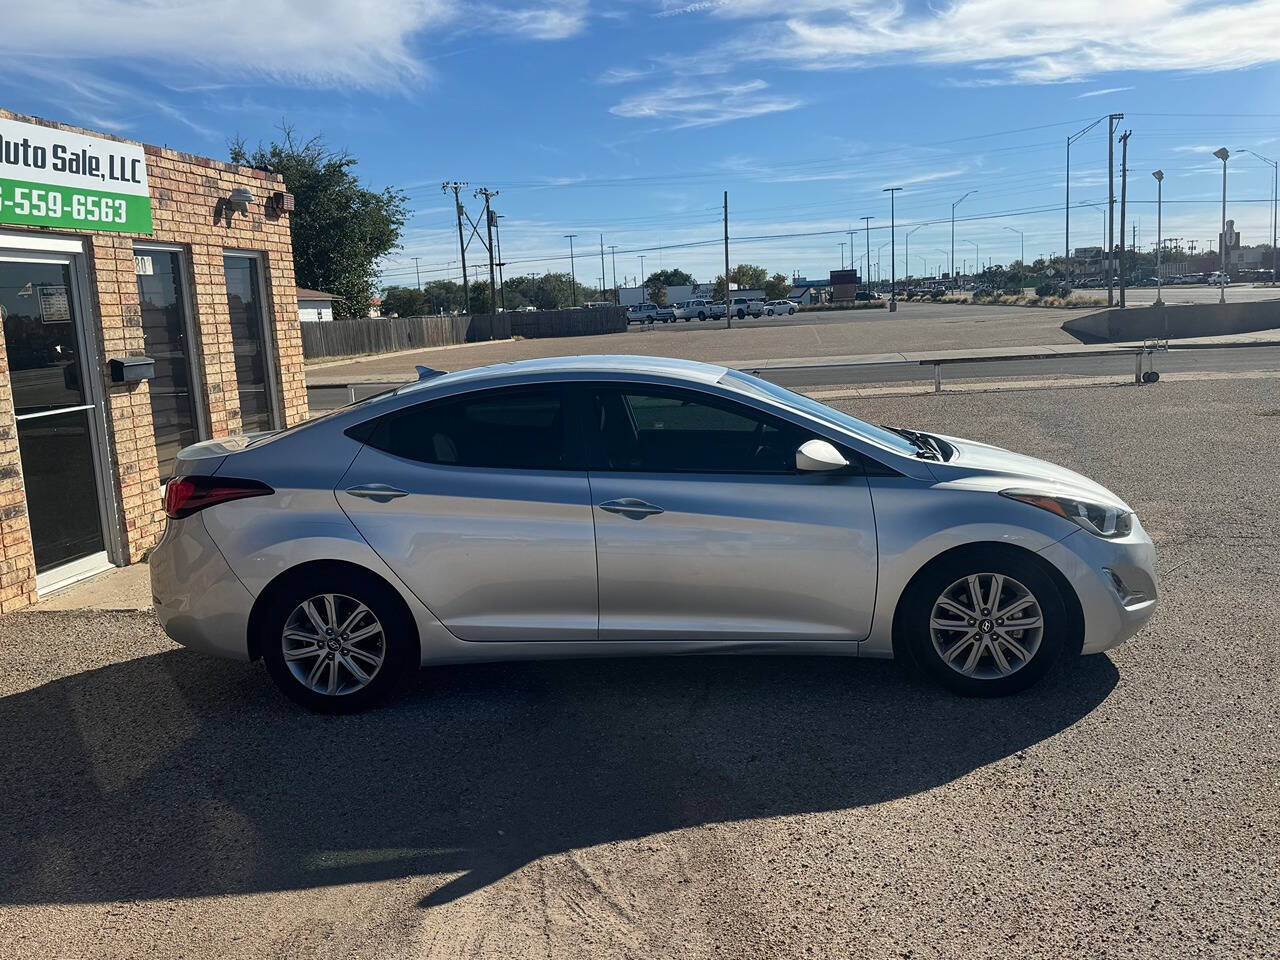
left=339, top=383, right=598, bottom=641
left=579, top=383, right=878, bottom=642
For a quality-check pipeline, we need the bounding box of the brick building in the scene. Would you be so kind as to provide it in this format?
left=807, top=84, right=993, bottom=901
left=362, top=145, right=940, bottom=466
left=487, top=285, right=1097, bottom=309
left=0, top=109, right=307, bottom=608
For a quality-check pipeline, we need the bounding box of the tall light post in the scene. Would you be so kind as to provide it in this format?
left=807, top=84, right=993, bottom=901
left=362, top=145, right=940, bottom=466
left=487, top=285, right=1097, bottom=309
left=1003, top=226, right=1024, bottom=266
left=860, top=216, right=873, bottom=293
left=906, top=225, right=924, bottom=284
left=884, top=186, right=902, bottom=311
left=607, top=244, right=618, bottom=303
left=839, top=241, right=846, bottom=269
left=964, top=240, right=979, bottom=282
left=1213, top=148, right=1229, bottom=304
left=1066, top=117, right=1104, bottom=283
left=1152, top=170, right=1164, bottom=306
left=564, top=234, right=579, bottom=307
left=951, top=190, right=976, bottom=286
left=638, top=254, right=646, bottom=301
left=1241, top=148, right=1278, bottom=284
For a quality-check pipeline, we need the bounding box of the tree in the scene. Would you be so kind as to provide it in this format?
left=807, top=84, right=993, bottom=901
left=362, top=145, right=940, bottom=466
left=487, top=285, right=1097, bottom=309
left=380, top=285, right=430, bottom=317
left=712, top=264, right=770, bottom=299
left=230, top=126, right=408, bottom=321
left=647, top=268, right=695, bottom=288
left=764, top=273, right=791, bottom=300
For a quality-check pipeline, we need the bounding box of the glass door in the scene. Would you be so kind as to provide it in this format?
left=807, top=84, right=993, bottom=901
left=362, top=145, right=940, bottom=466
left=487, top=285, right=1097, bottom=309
left=0, top=253, right=109, bottom=580
left=222, top=253, right=277, bottom=434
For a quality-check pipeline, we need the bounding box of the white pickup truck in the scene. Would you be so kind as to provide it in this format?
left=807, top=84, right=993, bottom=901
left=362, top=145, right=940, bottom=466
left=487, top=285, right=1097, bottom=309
left=627, top=302, right=675, bottom=323
left=672, top=298, right=715, bottom=321
left=727, top=296, right=765, bottom=319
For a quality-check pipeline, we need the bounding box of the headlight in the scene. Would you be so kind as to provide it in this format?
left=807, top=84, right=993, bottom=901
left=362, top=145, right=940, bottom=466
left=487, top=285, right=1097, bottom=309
left=1000, top=488, right=1134, bottom=539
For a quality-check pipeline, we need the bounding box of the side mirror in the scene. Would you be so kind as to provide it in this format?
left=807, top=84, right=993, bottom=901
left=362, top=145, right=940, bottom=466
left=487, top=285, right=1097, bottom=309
left=796, top=439, right=849, bottom=472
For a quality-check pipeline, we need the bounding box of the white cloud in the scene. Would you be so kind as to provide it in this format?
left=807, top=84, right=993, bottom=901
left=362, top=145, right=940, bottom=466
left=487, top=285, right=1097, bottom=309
left=610, top=78, right=802, bottom=127
left=702, top=0, right=1280, bottom=83
left=2, top=0, right=588, bottom=90
left=1076, top=86, right=1135, bottom=99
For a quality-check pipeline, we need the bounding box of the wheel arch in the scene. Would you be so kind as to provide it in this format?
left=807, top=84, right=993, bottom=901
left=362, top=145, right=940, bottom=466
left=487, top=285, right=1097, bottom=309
left=889, top=541, right=1084, bottom=664
left=246, top=559, right=422, bottom=664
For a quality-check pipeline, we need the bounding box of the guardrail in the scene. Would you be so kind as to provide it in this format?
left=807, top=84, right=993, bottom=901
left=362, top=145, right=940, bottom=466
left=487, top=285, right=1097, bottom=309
left=919, top=342, right=1165, bottom=392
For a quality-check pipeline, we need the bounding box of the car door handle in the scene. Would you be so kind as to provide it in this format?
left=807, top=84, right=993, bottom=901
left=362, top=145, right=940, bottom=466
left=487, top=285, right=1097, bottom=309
left=598, top=498, right=664, bottom=517
left=345, top=483, right=409, bottom=502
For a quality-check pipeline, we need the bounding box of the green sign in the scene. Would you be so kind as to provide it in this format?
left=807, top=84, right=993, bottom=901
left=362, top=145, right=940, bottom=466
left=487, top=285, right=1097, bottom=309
left=0, top=117, right=152, bottom=234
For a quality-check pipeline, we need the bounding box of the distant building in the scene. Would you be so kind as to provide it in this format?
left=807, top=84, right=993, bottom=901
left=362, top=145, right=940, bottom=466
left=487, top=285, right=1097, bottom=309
left=297, top=287, right=338, bottom=322
left=829, top=269, right=860, bottom=300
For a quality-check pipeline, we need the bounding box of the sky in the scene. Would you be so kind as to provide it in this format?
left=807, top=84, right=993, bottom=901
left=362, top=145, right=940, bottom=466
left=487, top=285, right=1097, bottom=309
left=3, top=0, right=1280, bottom=290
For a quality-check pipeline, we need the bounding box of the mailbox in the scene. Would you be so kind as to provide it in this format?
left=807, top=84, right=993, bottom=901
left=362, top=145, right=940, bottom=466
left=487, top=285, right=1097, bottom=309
left=109, top=355, right=156, bottom=383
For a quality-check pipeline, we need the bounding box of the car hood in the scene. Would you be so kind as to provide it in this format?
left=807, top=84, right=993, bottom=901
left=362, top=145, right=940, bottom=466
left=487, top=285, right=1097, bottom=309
left=929, top=432, right=1132, bottom=512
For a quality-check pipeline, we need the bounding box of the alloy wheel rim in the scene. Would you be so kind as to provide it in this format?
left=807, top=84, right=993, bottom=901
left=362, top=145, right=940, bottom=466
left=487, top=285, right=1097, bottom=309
left=929, top=573, right=1044, bottom=680
left=282, top=593, right=386, bottom=696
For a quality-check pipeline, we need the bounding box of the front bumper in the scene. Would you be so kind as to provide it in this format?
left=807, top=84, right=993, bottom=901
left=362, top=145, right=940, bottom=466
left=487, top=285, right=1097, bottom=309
left=150, top=514, right=255, bottom=661
left=1037, top=516, right=1158, bottom=655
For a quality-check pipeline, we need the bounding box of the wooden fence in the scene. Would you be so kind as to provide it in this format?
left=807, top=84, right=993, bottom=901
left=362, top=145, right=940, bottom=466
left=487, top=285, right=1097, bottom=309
left=300, top=307, right=628, bottom=359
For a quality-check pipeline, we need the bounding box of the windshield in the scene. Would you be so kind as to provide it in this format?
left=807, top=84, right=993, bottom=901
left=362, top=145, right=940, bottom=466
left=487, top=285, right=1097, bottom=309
left=719, top=369, right=920, bottom=456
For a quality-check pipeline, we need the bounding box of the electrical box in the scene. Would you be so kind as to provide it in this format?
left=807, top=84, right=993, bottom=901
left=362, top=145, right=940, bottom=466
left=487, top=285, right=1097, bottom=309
left=109, top=355, right=155, bottom=383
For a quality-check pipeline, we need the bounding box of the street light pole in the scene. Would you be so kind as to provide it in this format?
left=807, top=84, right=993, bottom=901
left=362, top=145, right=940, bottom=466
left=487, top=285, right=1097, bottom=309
left=1004, top=226, right=1024, bottom=266
left=638, top=255, right=646, bottom=302
left=860, top=216, right=873, bottom=295
left=1241, top=148, right=1278, bottom=285
left=564, top=234, right=579, bottom=307
left=1213, top=148, right=1229, bottom=304
left=1066, top=117, right=1104, bottom=284
left=951, top=190, right=976, bottom=286
left=839, top=241, right=846, bottom=270
left=884, top=186, right=902, bottom=311
left=906, top=225, right=924, bottom=284
left=608, top=245, right=618, bottom=303
left=1152, top=170, right=1164, bottom=306
left=964, top=240, right=978, bottom=282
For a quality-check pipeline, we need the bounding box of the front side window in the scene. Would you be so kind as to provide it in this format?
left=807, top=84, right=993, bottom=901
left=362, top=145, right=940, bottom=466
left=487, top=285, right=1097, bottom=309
left=587, top=385, right=807, bottom=474
left=363, top=385, right=572, bottom=471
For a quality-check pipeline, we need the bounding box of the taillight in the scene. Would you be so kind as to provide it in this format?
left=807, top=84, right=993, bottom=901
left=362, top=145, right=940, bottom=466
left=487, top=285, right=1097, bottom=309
left=164, top=476, right=274, bottom=519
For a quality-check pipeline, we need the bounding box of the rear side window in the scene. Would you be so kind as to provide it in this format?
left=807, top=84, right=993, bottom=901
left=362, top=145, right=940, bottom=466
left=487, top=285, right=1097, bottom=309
left=361, top=385, right=574, bottom=470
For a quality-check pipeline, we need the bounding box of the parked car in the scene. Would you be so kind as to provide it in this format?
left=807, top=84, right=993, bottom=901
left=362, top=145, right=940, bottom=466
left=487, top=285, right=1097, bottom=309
left=765, top=300, right=797, bottom=316
left=583, top=301, right=616, bottom=309
left=1208, top=271, right=1230, bottom=287
left=152, top=355, right=1158, bottom=711
left=626, top=302, right=659, bottom=323
left=654, top=303, right=676, bottom=322
left=729, top=296, right=764, bottom=319
left=672, top=299, right=715, bottom=321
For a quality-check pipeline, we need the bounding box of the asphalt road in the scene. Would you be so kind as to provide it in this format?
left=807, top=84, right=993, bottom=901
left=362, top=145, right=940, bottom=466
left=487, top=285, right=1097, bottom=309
left=307, top=343, right=1280, bottom=409
left=2, top=377, right=1277, bottom=959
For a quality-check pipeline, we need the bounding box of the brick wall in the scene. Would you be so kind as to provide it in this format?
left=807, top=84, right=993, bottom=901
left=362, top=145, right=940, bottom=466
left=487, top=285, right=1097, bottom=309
left=0, top=108, right=308, bottom=609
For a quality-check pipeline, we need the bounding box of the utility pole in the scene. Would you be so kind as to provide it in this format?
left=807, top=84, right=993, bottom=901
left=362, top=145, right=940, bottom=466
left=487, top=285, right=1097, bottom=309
left=839, top=241, right=846, bottom=269
left=599, top=234, right=607, bottom=306
left=724, top=190, right=731, bottom=329
left=1118, top=129, right=1130, bottom=308
left=475, top=187, right=499, bottom=314
left=411, top=257, right=422, bottom=290
left=884, top=187, right=901, bottom=312
left=564, top=234, right=579, bottom=307
left=950, top=191, right=975, bottom=286
left=906, top=225, right=923, bottom=283
left=1106, top=113, right=1123, bottom=306
left=608, top=245, right=618, bottom=303
left=442, top=181, right=470, bottom=313
left=639, top=255, right=646, bottom=301
left=1242, top=149, right=1278, bottom=284
left=1153, top=170, right=1164, bottom=305
left=860, top=216, right=873, bottom=294
left=494, top=213, right=506, bottom=311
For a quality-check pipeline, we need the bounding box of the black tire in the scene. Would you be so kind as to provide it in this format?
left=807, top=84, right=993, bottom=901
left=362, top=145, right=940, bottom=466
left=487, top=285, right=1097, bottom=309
left=898, top=547, right=1070, bottom=697
left=788, top=307, right=795, bottom=315
left=260, top=568, right=417, bottom=713
left=736, top=309, right=745, bottom=319
left=698, top=312, right=706, bottom=321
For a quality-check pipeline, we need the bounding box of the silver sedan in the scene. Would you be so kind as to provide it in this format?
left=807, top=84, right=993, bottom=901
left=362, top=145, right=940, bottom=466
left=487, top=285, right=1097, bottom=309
left=152, top=355, right=1157, bottom=711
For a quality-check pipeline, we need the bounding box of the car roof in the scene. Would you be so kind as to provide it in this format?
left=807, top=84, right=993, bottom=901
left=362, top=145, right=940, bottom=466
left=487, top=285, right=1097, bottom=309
left=395, top=354, right=730, bottom=399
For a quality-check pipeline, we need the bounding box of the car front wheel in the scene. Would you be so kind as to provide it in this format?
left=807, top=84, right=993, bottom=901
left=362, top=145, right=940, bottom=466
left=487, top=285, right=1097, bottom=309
left=900, top=550, right=1068, bottom=696
left=260, top=570, right=417, bottom=712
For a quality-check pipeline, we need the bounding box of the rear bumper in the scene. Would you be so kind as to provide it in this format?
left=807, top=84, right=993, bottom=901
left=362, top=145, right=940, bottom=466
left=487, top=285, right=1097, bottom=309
left=1038, top=519, right=1158, bottom=655
left=150, top=514, right=254, bottom=661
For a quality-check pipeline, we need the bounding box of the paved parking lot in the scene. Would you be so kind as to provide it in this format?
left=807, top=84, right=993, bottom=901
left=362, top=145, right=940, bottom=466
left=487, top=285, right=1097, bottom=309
left=2, top=377, right=1277, bottom=959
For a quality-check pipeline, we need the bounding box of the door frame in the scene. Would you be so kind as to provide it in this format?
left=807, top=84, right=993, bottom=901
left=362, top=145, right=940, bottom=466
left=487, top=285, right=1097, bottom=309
left=133, top=242, right=210, bottom=455
left=0, top=230, right=124, bottom=589
left=222, top=249, right=282, bottom=431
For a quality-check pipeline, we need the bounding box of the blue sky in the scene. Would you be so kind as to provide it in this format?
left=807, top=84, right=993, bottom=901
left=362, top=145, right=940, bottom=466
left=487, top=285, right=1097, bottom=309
left=4, top=1, right=1280, bottom=289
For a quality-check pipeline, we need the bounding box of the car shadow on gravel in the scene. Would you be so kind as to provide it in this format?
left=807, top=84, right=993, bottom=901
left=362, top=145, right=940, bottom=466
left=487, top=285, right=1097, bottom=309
left=0, top=645, right=1117, bottom=909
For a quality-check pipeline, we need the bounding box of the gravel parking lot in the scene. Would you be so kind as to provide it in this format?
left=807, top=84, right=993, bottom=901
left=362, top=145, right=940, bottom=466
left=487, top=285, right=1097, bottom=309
left=1, top=377, right=1277, bottom=960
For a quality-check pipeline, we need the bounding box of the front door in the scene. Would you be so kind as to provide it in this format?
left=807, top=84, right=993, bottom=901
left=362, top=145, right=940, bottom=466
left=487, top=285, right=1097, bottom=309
left=338, top=383, right=599, bottom=641
left=0, top=252, right=109, bottom=583
left=581, top=383, right=878, bottom=642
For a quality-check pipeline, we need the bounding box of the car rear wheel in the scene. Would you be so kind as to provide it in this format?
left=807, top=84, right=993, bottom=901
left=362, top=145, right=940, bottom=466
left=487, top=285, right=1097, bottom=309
left=900, top=550, right=1067, bottom=696
left=260, top=570, right=416, bottom=712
